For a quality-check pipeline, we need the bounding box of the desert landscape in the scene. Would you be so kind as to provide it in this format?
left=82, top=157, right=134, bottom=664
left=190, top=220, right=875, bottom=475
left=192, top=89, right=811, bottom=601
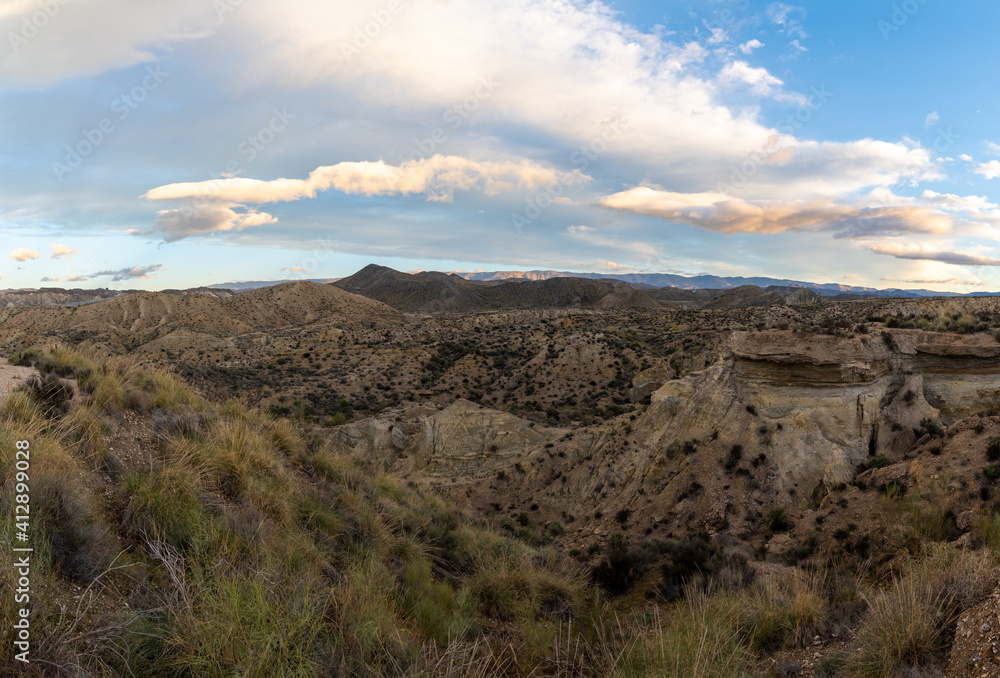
left=3, top=0, right=997, bottom=676
left=5, top=268, right=1000, bottom=676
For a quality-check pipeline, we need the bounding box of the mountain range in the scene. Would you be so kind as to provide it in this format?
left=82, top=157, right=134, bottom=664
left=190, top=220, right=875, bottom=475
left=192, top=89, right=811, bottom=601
left=207, top=268, right=998, bottom=299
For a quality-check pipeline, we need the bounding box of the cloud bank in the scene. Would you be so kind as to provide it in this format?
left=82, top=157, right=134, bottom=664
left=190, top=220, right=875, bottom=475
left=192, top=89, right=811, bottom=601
left=144, top=155, right=590, bottom=241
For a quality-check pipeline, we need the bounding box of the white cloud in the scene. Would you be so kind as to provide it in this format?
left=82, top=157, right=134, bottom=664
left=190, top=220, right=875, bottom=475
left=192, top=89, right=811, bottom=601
left=47, top=243, right=77, bottom=259
left=0, top=0, right=221, bottom=85
left=924, top=111, right=940, bottom=128
left=147, top=155, right=587, bottom=204
left=766, top=3, right=807, bottom=40
left=214, top=0, right=931, bottom=202
left=960, top=154, right=974, bottom=162
left=867, top=243, right=1000, bottom=267
left=974, top=160, right=1000, bottom=180
left=717, top=61, right=785, bottom=98
left=145, top=155, right=589, bottom=241
left=8, top=248, right=39, bottom=262
left=738, top=39, right=764, bottom=54
left=986, top=141, right=1000, bottom=156
left=597, top=186, right=954, bottom=236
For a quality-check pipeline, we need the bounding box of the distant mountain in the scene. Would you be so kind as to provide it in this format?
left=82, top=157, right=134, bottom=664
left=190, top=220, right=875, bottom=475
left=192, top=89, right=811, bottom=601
left=333, top=264, right=661, bottom=312
left=457, top=270, right=984, bottom=299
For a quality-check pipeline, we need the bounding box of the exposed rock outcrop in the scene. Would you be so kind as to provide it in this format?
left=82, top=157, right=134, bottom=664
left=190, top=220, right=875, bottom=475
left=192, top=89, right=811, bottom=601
left=325, top=328, right=1000, bottom=545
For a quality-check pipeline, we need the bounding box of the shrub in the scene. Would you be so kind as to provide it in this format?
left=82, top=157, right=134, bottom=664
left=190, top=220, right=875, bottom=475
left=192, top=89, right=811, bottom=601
left=919, top=418, right=942, bottom=437
left=24, top=372, right=76, bottom=413
left=865, top=455, right=890, bottom=470
left=723, top=444, right=743, bottom=471
left=988, top=436, right=1000, bottom=461
left=591, top=534, right=648, bottom=596
left=845, top=577, right=950, bottom=677
left=768, top=507, right=791, bottom=532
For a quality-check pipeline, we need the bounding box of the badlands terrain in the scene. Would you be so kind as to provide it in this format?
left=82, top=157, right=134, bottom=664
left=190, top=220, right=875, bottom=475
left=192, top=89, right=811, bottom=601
left=6, top=265, right=1000, bottom=675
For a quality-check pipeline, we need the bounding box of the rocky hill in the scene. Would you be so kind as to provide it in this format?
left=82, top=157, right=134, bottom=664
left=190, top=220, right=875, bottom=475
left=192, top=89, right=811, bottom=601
left=0, top=287, right=130, bottom=309
left=333, top=264, right=661, bottom=312
left=646, top=284, right=823, bottom=309
left=324, top=326, right=1000, bottom=559
left=0, top=281, right=399, bottom=351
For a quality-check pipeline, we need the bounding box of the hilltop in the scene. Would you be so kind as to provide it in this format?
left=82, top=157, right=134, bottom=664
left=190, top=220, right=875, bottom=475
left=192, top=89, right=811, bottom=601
left=0, top=281, right=400, bottom=352
left=333, top=264, right=661, bottom=313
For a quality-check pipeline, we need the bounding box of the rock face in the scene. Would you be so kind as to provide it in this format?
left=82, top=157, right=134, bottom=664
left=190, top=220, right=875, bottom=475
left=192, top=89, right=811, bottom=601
left=328, top=399, right=557, bottom=477
left=324, top=328, right=1000, bottom=542
left=642, top=329, right=1000, bottom=498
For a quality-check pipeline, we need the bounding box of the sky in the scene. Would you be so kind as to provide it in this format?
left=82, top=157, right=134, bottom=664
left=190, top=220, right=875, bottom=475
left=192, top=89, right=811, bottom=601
left=1, top=0, right=999, bottom=292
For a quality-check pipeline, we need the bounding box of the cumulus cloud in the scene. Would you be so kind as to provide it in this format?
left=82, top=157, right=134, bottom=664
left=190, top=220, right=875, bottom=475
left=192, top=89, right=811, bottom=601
left=90, top=264, right=163, bottom=281
left=8, top=248, right=39, bottom=262
left=843, top=274, right=864, bottom=280
left=221, top=0, right=935, bottom=202
left=866, top=243, right=1000, bottom=267
left=718, top=61, right=784, bottom=96
left=974, top=160, right=1000, bottom=180
left=924, top=111, right=940, bottom=129
left=738, top=39, right=764, bottom=54
left=48, top=244, right=77, bottom=259
left=596, top=187, right=953, bottom=236
left=143, top=204, right=278, bottom=243
left=144, top=155, right=589, bottom=241
left=282, top=266, right=306, bottom=272
left=146, top=155, right=588, bottom=204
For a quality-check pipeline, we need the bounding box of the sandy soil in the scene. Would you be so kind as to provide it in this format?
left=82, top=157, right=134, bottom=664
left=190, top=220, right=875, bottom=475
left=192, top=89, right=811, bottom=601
left=0, top=358, right=34, bottom=400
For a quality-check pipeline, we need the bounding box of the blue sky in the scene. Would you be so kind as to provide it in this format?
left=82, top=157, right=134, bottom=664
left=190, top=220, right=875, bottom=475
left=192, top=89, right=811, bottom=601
left=1, top=0, right=999, bottom=291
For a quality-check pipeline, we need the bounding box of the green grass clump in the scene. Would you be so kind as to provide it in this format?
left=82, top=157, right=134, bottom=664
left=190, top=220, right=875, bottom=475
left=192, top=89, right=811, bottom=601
left=123, top=466, right=208, bottom=551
